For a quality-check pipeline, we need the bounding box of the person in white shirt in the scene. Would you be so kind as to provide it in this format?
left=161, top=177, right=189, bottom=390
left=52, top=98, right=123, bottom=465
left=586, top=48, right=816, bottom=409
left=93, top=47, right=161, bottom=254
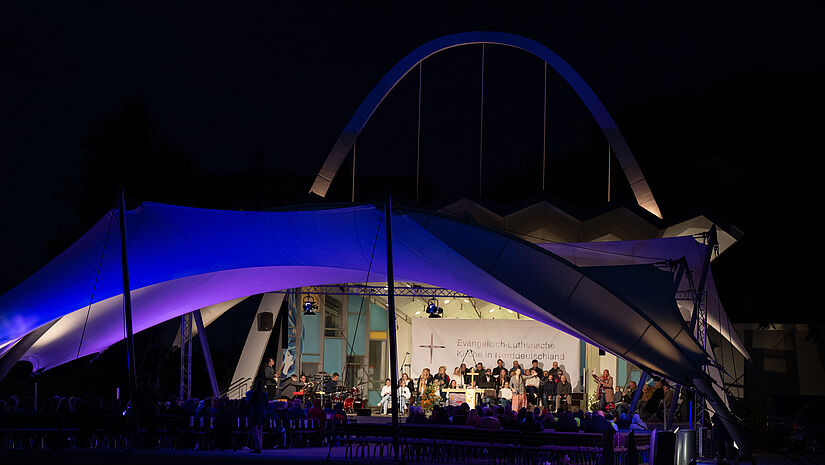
left=452, top=367, right=465, bottom=388
left=499, top=381, right=513, bottom=411
left=524, top=368, right=540, bottom=406
left=377, top=379, right=392, bottom=414
left=398, top=379, right=411, bottom=414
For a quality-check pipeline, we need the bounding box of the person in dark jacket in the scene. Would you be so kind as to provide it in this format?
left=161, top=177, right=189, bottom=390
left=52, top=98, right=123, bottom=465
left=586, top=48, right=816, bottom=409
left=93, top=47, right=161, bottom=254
left=134, top=374, right=160, bottom=450
left=247, top=380, right=268, bottom=453
left=642, top=380, right=665, bottom=421
left=278, top=374, right=305, bottom=400
left=259, top=358, right=278, bottom=399
left=587, top=411, right=612, bottom=433
left=541, top=371, right=556, bottom=409
left=556, top=374, right=572, bottom=411
left=555, top=411, right=579, bottom=432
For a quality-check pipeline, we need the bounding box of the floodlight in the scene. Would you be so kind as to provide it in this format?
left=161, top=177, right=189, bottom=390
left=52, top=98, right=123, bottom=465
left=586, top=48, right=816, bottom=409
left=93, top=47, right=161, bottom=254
left=302, top=296, right=318, bottom=315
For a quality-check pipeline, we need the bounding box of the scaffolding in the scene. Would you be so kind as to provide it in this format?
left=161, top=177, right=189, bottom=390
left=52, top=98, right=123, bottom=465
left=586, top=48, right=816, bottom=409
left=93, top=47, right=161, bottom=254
left=179, top=312, right=193, bottom=400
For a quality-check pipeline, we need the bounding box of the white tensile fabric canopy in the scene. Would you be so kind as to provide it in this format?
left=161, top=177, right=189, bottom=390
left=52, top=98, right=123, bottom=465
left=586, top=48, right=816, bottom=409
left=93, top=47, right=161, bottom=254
left=0, top=202, right=749, bottom=453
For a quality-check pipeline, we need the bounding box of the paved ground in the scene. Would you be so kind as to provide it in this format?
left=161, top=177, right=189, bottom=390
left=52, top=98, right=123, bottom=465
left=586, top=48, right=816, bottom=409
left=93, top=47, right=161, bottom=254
left=1, top=447, right=822, bottom=465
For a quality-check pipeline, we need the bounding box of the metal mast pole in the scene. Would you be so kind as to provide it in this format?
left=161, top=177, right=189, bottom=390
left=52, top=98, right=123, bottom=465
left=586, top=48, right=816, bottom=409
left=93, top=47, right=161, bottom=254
left=385, top=196, right=401, bottom=459
left=117, top=187, right=138, bottom=438
left=416, top=62, right=423, bottom=204
left=478, top=44, right=485, bottom=197
left=352, top=140, right=356, bottom=203
left=542, top=62, right=547, bottom=191
left=690, top=226, right=717, bottom=457
left=607, top=145, right=612, bottom=202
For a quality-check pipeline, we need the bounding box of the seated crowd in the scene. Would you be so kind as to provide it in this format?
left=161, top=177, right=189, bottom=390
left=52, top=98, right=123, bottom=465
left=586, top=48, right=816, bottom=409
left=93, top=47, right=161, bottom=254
left=0, top=377, right=348, bottom=452
left=404, top=402, right=649, bottom=434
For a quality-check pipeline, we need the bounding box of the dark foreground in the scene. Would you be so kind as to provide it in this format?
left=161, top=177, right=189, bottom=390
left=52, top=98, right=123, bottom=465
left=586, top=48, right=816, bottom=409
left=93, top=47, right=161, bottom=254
left=1, top=447, right=822, bottom=465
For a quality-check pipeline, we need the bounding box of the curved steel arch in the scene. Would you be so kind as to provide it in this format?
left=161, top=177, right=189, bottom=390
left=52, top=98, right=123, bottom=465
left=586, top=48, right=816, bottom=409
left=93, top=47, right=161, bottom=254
left=310, top=31, right=662, bottom=219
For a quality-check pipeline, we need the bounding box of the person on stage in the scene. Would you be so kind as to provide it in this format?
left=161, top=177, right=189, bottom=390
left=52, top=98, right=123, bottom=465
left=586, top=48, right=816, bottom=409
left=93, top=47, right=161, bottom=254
left=499, top=381, right=513, bottom=411
left=496, top=367, right=509, bottom=389
left=530, top=359, right=544, bottom=378
left=324, top=372, right=340, bottom=394
left=398, top=379, right=411, bottom=414
left=509, top=360, right=522, bottom=376
left=541, top=370, right=557, bottom=410
left=452, top=367, right=465, bottom=388
left=495, top=359, right=506, bottom=373
left=278, top=373, right=305, bottom=400
left=401, top=372, right=416, bottom=404
left=479, top=369, right=494, bottom=386
left=377, top=378, right=393, bottom=415
left=418, top=368, right=433, bottom=396
left=557, top=373, right=572, bottom=411
left=509, top=367, right=525, bottom=410
left=548, top=361, right=561, bottom=380
left=259, top=357, right=278, bottom=400
left=593, top=369, right=614, bottom=411
left=524, top=368, right=540, bottom=407
left=615, top=380, right=636, bottom=416
left=433, top=366, right=450, bottom=401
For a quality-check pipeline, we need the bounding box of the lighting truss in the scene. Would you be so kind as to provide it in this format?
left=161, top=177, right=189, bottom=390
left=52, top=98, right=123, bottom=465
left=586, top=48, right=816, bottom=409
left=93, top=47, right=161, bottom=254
left=282, top=284, right=472, bottom=299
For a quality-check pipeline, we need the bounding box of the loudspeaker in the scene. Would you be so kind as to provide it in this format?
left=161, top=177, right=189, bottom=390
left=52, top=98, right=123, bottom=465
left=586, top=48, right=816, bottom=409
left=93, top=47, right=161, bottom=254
left=356, top=408, right=371, bottom=416
left=258, top=312, right=274, bottom=331
left=650, top=430, right=676, bottom=465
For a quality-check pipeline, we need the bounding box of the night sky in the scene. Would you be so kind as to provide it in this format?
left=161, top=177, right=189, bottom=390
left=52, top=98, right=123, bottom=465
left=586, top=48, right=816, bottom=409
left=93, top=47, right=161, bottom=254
left=2, top=3, right=822, bottom=323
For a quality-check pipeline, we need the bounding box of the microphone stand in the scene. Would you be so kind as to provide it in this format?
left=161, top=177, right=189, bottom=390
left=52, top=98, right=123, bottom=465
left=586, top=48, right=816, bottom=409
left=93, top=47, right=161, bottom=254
left=400, top=352, right=410, bottom=378
left=458, top=349, right=471, bottom=375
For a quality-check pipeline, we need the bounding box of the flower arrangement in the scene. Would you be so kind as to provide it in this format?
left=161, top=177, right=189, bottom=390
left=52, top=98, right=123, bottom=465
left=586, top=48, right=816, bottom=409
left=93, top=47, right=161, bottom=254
left=588, top=391, right=600, bottom=412
left=419, top=382, right=441, bottom=412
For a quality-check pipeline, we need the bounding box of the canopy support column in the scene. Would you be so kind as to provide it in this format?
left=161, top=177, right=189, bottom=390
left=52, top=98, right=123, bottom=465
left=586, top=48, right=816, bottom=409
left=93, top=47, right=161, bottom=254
left=117, top=188, right=138, bottom=418
left=228, top=293, right=285, bottom=399
left=193, top=309, right=219, bottom=398
left=627, top=371, right=648, bottom=417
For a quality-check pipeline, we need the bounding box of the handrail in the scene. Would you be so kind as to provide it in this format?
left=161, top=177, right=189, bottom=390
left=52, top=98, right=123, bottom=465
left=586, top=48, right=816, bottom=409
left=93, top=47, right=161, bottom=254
left=222, top=376, right=252, bottom=397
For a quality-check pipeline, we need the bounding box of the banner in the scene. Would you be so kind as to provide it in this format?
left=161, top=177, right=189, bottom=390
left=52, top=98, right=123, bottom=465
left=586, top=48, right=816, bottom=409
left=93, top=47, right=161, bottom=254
left=411, top=318, right=580, bottom=382
left=280, top=291, right=298, bottom=377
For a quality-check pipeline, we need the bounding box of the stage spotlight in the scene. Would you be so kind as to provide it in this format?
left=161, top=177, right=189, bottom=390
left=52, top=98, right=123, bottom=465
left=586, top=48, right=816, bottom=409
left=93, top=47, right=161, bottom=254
left=302, top=296, right=318, bottom=315
left=425, top=299, right=443, bottom=318
left=425, top=298, right=438, bottom=315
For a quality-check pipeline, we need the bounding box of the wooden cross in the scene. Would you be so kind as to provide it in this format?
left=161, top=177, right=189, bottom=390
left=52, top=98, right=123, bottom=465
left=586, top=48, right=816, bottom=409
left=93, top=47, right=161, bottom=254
left=465, top=369, right=480, bottom=388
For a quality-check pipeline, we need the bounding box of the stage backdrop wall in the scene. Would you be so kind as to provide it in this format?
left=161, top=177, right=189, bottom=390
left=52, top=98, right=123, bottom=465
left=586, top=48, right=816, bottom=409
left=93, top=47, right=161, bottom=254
left=411, top=319, right=580, bottom=382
